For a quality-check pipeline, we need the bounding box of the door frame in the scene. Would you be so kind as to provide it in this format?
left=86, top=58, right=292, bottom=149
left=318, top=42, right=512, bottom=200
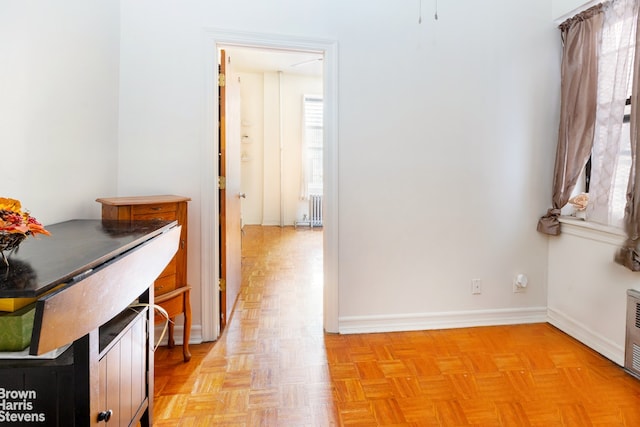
left=200, top=29, right=339, bottom=340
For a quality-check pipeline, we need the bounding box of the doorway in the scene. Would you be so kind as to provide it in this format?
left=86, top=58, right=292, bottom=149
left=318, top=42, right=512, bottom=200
left=200, top=30, right=339, bottom=341
left=221, top=46, right=323, bottom=336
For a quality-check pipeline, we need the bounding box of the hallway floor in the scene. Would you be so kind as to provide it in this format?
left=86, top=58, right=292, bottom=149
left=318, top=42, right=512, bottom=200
left=154, top=225, right=640, bottom=426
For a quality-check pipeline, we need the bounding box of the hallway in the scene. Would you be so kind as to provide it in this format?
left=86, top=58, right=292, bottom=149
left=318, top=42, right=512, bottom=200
left=153, top=226, right=640, bottom=426
left=154, top=225, right=330, bottom=425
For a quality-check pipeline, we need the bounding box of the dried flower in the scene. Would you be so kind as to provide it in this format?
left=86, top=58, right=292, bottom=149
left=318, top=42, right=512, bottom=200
left=569, top=193, right=589, bottom=211
left=0, top=197, right=50, bottom=237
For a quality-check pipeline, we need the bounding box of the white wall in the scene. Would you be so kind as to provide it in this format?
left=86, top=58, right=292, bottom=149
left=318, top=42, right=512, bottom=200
left=117, top=0, right=559, bottom=336
left=239, top=69, right=322, bottom=226
left=262, top=72, right=281, bottom=226
left=336, top=1, right=558, bottom=330
left=1, top=1, right=120, bottom=224
left=547, top=220, right=636, bottom=365
left=238, top=72, right=265, bottom=226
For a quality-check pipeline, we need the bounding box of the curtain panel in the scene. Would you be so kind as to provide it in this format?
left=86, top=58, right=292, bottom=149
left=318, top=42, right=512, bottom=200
left=537, top=5, right=604, bottom=235
left=617, top=4, right=640, bottom=270
left=588, top=0, right=638, bottom=226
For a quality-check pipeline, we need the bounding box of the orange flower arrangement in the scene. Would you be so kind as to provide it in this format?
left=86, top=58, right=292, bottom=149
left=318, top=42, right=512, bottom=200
left=0, top=197, right=50, bottom=266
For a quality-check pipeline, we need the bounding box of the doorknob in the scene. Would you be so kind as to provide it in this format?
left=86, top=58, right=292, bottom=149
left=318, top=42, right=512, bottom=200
left=239, top=193, right=246, bottom=199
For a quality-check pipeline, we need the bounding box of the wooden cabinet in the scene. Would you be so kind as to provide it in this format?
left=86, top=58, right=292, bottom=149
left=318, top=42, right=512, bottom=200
left=0, top=219, right=180, bottom=426
left=96, top=195, right=192, bottom=362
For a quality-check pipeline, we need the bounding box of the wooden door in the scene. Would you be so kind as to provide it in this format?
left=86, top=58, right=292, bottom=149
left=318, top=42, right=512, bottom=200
left=218, top=50, right=242, bottom=330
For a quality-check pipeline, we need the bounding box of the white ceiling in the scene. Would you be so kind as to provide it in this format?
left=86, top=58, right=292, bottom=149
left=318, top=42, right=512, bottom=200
left=223, top=47, right=323, bottom=77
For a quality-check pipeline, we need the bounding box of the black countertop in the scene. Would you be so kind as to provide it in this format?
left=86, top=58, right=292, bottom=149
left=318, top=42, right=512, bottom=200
left=0, top=219, right=176, bottom=298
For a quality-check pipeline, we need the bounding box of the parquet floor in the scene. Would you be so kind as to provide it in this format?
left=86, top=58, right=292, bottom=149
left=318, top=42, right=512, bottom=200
left=154, top=225, right=640, bottom=426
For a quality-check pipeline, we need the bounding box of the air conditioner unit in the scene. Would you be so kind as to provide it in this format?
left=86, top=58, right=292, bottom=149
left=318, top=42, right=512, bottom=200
left=625, top=289, right=640, bottom=378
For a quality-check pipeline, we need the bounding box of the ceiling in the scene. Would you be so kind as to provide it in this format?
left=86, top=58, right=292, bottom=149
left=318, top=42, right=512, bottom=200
left=223, top=47, right=323, bottom=78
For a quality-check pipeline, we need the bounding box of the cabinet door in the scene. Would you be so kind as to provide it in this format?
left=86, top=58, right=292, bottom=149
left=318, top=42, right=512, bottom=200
left=98, top=340, right=120, bottom=425
left=98, top=315, right=146, bottom=426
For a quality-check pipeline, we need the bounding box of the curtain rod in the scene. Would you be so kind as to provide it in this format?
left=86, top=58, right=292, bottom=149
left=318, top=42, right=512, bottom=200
left=558, top=2, right=605, bottom=31
left=555, top=0, right=606, bottom=26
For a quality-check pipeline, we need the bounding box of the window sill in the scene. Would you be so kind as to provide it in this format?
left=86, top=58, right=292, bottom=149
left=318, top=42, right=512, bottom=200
left=558, top=216, right=626, bottom=246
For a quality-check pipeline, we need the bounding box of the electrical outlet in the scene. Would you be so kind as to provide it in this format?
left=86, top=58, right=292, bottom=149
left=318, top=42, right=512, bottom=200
left=513, top=274, right=528, bottom=293
left=471, top=279, right=482, bottom=295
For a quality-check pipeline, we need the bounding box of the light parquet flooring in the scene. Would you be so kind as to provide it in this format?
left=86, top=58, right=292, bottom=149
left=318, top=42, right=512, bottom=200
left=154, top=225, right=640, bottom=426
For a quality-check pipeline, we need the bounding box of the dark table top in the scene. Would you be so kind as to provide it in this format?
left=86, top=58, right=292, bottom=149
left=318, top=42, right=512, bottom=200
left=0, top=219, right=176, bottom=298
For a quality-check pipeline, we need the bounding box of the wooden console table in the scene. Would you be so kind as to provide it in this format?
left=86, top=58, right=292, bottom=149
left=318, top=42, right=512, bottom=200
left=96, top=195, right=192, bottom=362
left=0, top=219, right=179, bottom=426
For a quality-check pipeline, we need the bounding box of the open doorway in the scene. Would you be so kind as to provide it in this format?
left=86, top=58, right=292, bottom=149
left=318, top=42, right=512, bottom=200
left=220, top=46, right=323, bottom=332
left=200, top=30, right=339, bottom=341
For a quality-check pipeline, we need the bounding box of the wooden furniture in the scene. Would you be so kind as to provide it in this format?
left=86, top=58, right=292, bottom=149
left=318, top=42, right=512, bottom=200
left=0, top=219, right=179, bottom=426
left=96, top=195, right=192, bottom=362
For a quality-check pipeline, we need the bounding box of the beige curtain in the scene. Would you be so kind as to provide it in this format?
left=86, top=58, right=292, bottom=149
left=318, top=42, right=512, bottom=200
left=588, top=0, right=638, bottom=226
left=538, top=5, right=604, bottom=235
left=617, top=4, right=640, bottom=270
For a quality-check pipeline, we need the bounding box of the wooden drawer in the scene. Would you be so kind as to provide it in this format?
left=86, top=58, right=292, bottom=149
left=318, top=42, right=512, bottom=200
left=131, top=203, right=177, bottom=216
left=133, top=211, right=177, bottom=222
left=154, top=274, right=177, bottom=296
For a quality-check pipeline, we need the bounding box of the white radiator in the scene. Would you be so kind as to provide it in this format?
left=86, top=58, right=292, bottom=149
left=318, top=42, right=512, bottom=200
left=309, top=194, right=323, bottom=228
left=625, top=289, right=640, bottom=378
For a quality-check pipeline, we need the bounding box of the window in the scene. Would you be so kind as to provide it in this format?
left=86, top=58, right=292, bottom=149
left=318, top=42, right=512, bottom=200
left=580, top=1, right=636, bottom=228
left=303, top=95, right=323, bottom=196
left=585, top=99, right=633, bottom=227
left=543, top=0, right=640, bottom=269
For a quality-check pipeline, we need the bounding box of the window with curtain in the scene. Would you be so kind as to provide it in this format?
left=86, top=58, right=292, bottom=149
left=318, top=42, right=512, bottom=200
left=301, top=95, right=323, bottom=198
left=539, top=0, right=640, bottom=270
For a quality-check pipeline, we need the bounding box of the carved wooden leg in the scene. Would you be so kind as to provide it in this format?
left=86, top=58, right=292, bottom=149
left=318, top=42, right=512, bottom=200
left=168, top=318, right=175, bottom=348
left=183, top=287, right=192, bottom=362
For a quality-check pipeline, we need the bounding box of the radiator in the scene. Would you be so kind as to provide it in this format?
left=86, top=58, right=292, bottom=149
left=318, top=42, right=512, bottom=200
left=625, top=289, right=640, bottom=378
left=309, top=194, right=323, bottom=228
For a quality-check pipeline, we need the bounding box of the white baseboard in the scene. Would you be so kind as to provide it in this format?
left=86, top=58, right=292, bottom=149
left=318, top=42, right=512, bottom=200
left=157, top=312, right=623, bottom=367
left=153, top=323, right=203, bottom=347
left=547, top=307, right=624, bottom=366
left=338, top=307, right=548, bottom=335
left=261, top=221, right=282, bottom=226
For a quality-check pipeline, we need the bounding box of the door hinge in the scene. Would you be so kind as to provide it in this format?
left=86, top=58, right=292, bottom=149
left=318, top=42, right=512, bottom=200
left=219, top=278, right=226, bottom=292
left=218, top=73, right=226, bottom=87
left=218, top=176, right=226, bottom=190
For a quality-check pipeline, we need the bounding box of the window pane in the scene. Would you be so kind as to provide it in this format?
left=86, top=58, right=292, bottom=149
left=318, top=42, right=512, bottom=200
left=304, top=96, right=323, bottom=194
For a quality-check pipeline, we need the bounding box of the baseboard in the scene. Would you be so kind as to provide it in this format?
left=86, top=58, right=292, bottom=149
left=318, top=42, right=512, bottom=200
left=153, top=323, right=203, bottom=347
left=261, top=221, right=282, bottom=226
left=152, top=314, right=624, bottom=367
left=547, top=307, right=624, bottom=366
left=338, top=307, right=548, bottom=335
